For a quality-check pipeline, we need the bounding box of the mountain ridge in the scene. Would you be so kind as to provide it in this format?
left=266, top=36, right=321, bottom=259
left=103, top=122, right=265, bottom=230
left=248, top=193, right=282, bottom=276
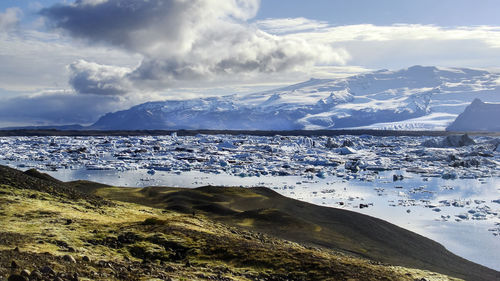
left=90, top=65, right=500, bottom=131
left=2, top=65, right=499, bottom=131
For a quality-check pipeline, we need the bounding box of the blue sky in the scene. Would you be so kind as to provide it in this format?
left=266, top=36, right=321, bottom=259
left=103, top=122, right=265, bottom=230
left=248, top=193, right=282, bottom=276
left=1, top=0, right=500, bottom=126
left=256, top=0, right=500, bottom=26
left=4, top=0, right=500, bottom=26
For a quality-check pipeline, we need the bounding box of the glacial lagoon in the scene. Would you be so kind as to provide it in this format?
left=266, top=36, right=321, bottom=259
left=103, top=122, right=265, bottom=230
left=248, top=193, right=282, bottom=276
left=1, top=134, right=499, bottom=270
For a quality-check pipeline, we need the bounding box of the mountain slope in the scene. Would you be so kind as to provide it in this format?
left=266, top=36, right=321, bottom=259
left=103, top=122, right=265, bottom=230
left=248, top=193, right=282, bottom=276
left=447, top=98, right=500, bottom=132
left=91, top=65, right=500, bottom=131
left=80, top=184, right=499, bottom=281
left=0, top=165, right=466, bottom=281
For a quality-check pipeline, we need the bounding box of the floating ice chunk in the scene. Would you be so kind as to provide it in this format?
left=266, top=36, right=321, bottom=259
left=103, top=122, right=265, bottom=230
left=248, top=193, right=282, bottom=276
left=421, top=134, right=475, bottom=147
left=335, top=147, right=357, bottom=155
left=325, top=138, right=339, bottom=149
left=345, top=160, right=362, bottom=172
left=442, top=171, right=458, bottom=180
left=218, top=141, right=237, bottom=149
left=442, top=134, right=475, bottom=147
left=316, top=171, right=326, bottom=179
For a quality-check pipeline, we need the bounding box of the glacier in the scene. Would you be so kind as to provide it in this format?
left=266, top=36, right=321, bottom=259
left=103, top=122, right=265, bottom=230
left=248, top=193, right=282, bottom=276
left=91, top=65, right=500, bottom=130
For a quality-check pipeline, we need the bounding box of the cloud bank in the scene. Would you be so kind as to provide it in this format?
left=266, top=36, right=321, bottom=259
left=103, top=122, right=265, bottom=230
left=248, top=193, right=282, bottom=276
left=68, top=60, right=131, bottom=96
left=41, top=0, right=346, bottom=92
left=0, top=91, right=126, bottom=126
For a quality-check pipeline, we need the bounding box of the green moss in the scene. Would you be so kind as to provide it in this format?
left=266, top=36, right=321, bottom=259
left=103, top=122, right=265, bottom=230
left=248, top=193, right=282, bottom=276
left=0, top=174, right=465, bottom=281
left=142, top=217, right=165, bottom=225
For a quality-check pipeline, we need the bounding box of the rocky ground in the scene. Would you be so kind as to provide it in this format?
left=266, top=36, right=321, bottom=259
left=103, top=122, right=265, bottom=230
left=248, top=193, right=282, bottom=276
left=0, top=165, right=469, bottom=281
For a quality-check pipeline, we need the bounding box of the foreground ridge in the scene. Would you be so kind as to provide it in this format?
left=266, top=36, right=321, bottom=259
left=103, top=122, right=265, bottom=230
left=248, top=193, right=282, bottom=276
left=0, top=166, right=496, bottom=280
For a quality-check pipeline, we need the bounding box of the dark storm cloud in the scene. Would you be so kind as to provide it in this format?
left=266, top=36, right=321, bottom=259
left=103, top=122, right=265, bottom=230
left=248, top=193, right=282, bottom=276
left=40, top=0, right=186, bottom=50
left=0, top=92, right=125, bottom=125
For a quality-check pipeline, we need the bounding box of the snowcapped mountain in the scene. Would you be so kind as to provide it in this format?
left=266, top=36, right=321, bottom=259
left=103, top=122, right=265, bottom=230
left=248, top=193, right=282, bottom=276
left=447, top=99, right=500, bottom=132
left=91, top=65, right=500, bottom=130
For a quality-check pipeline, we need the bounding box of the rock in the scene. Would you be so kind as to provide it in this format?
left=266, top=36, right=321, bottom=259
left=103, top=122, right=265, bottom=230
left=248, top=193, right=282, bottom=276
left=29, top=270, right=43, bottom=280
left=41, top=266, right=55, bottom=275
left=7, top=275, right=27, bottom=281
left=19, top=270, right=29, bottom=278
left=63, top=254, right=76, bottom=263
left=10, top=260, right=18, bottom=268
left=82, top=255, right=91, bottom=262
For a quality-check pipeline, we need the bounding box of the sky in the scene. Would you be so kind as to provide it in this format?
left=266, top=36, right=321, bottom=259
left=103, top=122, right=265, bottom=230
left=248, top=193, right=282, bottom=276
left=1, top=0, right=500, bottom=126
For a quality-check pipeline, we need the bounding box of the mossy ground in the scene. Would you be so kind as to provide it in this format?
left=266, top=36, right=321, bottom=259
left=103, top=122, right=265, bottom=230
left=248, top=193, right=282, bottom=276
left=0, top=184, right=461, bottom=281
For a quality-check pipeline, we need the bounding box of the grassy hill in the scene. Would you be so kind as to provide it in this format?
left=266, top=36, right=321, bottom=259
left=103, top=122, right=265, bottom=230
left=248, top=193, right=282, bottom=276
left=0, top=165, right=497, bottom=280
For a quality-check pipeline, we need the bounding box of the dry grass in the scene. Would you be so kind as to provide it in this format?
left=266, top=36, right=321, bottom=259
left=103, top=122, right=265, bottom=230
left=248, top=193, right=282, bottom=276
left=0, top=183, right=463, bottom=281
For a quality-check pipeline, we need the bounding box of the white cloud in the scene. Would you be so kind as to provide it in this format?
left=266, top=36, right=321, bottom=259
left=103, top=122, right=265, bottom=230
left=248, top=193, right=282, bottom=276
left=69, top=59, right=132, bottom=96
left=255, top=17, right=329, bottom=34
left=41, top=0, right=347, bottom=90
left=0, top=30, right=141, bottom=92
left=294, top=24, right=500, bottom=48
left=0, top=7, right=21, bottom=32
left=281, top=24, right=500, bottom=69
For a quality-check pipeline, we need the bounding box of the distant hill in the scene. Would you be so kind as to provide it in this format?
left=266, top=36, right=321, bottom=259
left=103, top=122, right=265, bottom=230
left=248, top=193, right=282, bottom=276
left=447, top=99, right=500, bottom=132
left=90, top=65, right=500, bottom=131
